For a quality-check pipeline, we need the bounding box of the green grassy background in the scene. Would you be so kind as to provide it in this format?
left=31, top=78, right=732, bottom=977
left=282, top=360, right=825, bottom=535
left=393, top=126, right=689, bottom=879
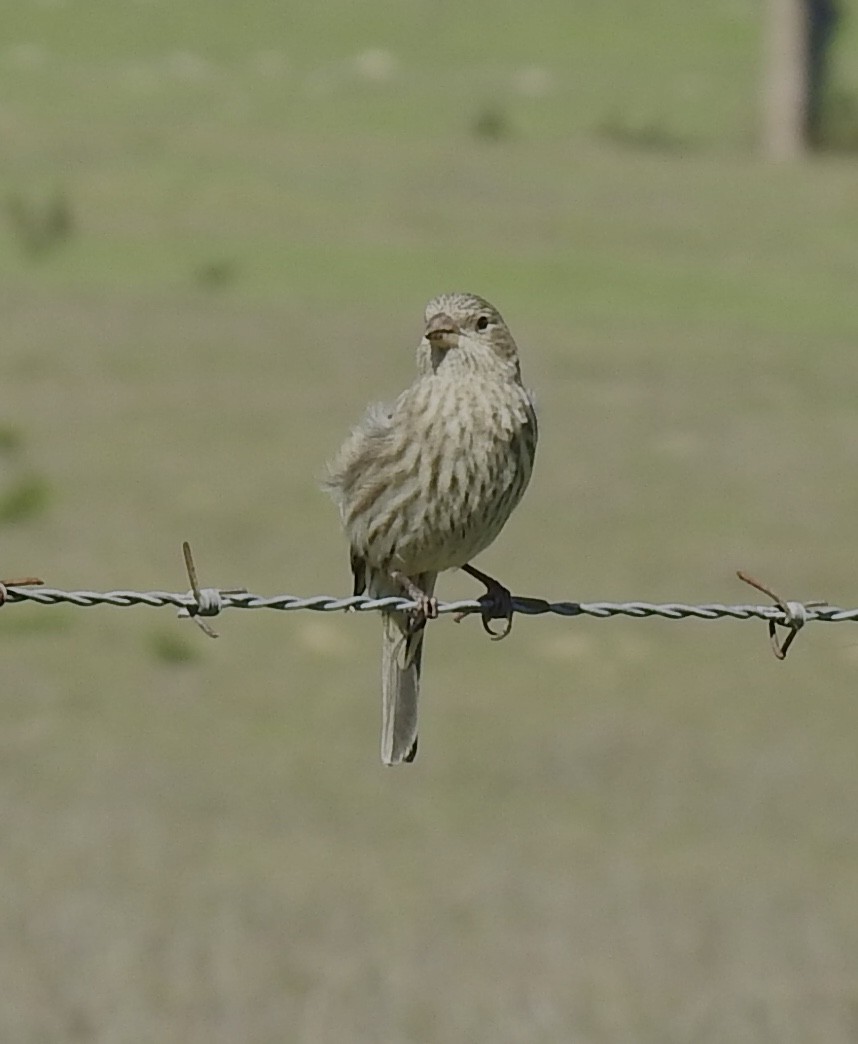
left=3, top=1, right=858, bottom=1040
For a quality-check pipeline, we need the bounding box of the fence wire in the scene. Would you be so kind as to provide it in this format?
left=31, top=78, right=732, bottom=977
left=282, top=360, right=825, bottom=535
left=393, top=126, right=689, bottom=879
left=2, top=584, right=856, bottom=623
left=0, top=551, right=850, bottom=657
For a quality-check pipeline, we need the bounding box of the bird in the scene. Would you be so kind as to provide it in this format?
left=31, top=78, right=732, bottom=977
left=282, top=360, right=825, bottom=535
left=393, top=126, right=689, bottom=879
left=323, top=292, right=537, bottom=765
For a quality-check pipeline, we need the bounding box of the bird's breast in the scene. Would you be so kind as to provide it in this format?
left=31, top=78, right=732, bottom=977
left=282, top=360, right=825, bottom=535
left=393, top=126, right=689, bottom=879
left=383, top=375, right=536, bottom=573
left=339, top=373, right=536, bottom=576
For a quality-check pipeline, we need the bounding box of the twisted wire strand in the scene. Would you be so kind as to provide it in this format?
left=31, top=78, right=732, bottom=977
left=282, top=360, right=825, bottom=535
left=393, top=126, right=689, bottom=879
left=2, top=585, right=857, bottom=626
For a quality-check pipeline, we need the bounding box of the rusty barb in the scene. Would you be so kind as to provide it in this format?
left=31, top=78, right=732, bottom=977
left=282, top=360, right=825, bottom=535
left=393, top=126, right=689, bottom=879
left=736, top=570, right=827, bottom=660
left=178, top=541, right=247, bottom=639
left=0, top=575, right=43, bottom=608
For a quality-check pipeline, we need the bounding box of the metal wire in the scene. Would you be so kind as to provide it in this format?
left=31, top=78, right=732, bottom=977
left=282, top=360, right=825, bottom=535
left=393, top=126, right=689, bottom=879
left=0, top=548, right=849, bottom=658
left=2, top=584, right=856, bottom=625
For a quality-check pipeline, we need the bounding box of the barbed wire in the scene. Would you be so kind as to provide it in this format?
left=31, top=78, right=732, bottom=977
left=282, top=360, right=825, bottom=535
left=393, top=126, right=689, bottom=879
left=0, top=545, right=852, bottom=659
left=5, top=584, right=853, bottom=622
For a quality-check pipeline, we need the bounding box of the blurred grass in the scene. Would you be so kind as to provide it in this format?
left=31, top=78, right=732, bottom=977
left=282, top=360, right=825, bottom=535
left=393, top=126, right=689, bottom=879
left=0, top=473, right=51, bottom=523
left=3, top=1, right=858, bottom=1041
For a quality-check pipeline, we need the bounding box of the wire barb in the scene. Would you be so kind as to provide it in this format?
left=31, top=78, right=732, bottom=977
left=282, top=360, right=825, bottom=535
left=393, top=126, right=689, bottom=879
left=736, top=570, right=825, bottom=660
left=0, top=575, right=43, bottom=608
left=177, top=541, right=246, bottom=639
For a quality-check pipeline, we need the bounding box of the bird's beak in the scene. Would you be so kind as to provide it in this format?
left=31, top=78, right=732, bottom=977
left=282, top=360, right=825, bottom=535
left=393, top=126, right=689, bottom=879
left=424, top=312, right=460, bottom=350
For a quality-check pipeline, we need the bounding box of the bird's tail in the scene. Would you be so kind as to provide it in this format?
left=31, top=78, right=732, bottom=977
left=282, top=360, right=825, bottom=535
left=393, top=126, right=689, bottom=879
left=380, top=572, right=435, bottom=766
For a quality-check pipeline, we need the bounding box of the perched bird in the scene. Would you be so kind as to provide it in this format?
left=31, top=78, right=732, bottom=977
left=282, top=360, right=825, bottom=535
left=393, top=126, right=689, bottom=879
left=323, top=292, right=537, bottom=765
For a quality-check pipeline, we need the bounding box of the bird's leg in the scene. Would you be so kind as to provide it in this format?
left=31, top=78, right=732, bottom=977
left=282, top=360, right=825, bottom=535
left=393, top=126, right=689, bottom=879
left=460, top=562, right=514, bottom=640
left=389, top=570, right=438, bottom=636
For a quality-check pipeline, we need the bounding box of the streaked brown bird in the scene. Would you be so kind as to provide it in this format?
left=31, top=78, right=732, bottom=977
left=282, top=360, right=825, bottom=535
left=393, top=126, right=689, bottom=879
left=324, top=292, right=537, bottom=765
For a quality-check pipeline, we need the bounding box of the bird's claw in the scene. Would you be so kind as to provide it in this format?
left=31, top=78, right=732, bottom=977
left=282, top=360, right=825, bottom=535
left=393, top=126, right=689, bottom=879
left=389, top=570, right=438, bottom=636
left=454, top=563, right=516, bottom=639
left=406, top=595, right=438, bottom=637
left=476, top=581, right=514, bottom=640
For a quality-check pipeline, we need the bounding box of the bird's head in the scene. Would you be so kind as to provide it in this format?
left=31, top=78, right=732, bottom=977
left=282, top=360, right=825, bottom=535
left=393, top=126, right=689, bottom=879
left=421, top=292, right=519, bottom=374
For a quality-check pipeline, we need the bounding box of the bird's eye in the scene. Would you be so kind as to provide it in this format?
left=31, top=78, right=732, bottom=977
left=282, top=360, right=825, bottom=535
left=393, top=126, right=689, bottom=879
left=476, top=316, right=490, bottom=331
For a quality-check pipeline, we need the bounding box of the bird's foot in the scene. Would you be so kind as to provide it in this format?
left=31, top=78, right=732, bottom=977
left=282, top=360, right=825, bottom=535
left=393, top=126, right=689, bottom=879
left=405, top=597, right=438, bottom=637
left=458, top=563, right=514, bottom=640
left=390, top=570, right=438, bottom=636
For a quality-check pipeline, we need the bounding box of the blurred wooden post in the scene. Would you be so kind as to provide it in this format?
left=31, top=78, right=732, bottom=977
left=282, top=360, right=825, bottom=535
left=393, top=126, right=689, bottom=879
left=805, top=0, right=840, bottom=146
left=763, top=0, right=808, bottom=159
